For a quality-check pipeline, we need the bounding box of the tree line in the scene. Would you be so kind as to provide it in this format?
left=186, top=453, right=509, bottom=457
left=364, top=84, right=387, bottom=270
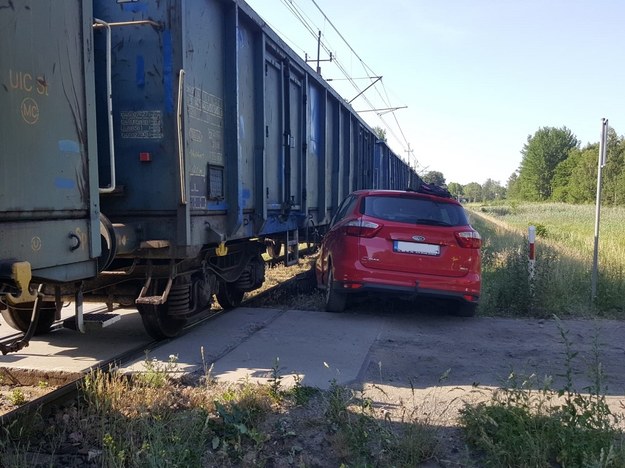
left=507, top=126, right=625, bottom=204
left=425, top=125, right=625, bottom=205
left=422, top=171, right=506, bottom=203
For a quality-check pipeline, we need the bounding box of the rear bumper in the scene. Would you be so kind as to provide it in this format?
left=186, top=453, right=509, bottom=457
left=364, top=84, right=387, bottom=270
left=332, top=263, right=480, bottom=303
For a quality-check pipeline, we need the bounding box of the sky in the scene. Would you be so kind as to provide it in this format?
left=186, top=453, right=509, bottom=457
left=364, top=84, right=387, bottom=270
left=244, top=0, right=625, bottom=186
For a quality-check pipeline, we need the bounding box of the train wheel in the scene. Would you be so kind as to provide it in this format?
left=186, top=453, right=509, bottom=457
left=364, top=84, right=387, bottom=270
left=216, top=282, right=244, bottom=309
left=137, top=281, right=188, bottom=340
left=190, top=273, right=213, bottom=313
left=0, top=300, right=56, bottom=335
left=267, top=240, right=283, bottom=259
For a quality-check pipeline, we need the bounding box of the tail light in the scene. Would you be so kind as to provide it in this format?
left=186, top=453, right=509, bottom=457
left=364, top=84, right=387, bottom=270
left=343, top=219, right=382, bottom=238
left=455, top=230, right=481, bottom=249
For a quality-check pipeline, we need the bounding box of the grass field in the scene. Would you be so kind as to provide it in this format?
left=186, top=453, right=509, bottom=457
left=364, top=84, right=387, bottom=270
left=467, top=202, right=625, bottom=317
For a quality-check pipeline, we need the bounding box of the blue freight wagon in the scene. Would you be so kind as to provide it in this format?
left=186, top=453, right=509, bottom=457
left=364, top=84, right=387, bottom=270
left=0, top=0, right=419, bottom=350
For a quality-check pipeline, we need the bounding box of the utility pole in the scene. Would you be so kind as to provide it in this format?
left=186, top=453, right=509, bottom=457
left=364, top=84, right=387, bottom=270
left=304, top=30, right=332, bottom=76
left=591, top=118, right=608, bottom=304
left=404, top=144, right=414, bottom=168
left=316, top=30, right=321, bottom=74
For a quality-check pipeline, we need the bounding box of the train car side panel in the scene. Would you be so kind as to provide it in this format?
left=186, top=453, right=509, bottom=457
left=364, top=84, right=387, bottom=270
left=0, top=0, right=100, bottom=285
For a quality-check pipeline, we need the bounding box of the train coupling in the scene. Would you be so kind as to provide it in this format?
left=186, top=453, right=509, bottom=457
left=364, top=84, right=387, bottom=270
left=0, top=284, right=44, bottom=355
left=1, top=261, right=38, bottom=304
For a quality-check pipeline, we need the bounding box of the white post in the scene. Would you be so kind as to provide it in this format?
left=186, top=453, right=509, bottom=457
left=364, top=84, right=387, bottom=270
left=591, top=118, right=609, bottom=303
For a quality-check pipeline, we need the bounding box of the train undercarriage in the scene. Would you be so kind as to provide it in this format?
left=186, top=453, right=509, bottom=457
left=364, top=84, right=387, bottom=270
left=0, top=238, right=270, bottom=353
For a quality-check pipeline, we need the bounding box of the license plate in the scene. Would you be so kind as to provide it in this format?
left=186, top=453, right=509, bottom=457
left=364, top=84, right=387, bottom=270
left=394, top=241, right=440, bottom=256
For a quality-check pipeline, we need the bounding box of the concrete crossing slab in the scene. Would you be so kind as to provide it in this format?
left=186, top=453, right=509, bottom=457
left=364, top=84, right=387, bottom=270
left=125, top=308, right=387, bottom=389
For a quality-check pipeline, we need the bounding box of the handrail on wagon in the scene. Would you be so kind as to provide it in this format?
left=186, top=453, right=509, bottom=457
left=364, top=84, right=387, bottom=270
left=93, top=19, right=117, bottom=194
left=177, top=69, right=187, bottom=205
left=92, top=20, right=161, bottom=30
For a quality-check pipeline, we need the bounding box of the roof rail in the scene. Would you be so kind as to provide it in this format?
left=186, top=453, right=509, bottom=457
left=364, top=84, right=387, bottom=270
left=406, top=181, right=452, bottom=199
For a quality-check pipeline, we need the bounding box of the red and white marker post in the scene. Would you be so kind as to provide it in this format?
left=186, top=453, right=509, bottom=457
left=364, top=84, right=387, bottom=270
left=528, top=226, right=536, bottom=289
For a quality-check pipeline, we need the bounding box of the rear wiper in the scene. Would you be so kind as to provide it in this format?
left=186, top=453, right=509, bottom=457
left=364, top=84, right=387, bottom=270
left=414, top=219, right=452, bottom=226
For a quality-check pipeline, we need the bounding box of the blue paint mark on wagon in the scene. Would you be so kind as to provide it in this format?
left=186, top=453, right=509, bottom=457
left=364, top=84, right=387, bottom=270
left=208, top=201, right=228, bottom=211
left=55, top=177, right=76, bottom=189
left=58, top=140, right=80, bottom=154
left=136, top=55, right=145, bottom=87
left=122, top=2, right=147, bottom=13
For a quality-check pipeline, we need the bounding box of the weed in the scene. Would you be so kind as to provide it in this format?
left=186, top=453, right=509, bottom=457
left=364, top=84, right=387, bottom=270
left=9, top=388, right=27, bottom=406
left=199, top=345, right=215, bottom=387
left=135, top=352, right=179, bottom=388
left=324, top=379, right=442, bottom=466
left=1, top=362, right=454, bottom=467
left=265, top=358, right=320, bottom=406
left=533, top=222, right=549, bottom=237
left=0, top=422, right=38, bottom=468
left=81, top=366, right=128, bottom=415
left=285, top=372, right=320, bottom=406
left=553, top=317, right=621, bottom=466
left=480, top=237, right=555, bottom=316
left=325, top=379, right=354, bottom=431
left=268, top=357, right=283, bottom=400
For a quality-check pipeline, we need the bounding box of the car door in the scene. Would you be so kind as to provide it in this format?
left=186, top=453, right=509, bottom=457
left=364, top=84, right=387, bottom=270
left=319, top=194, right=359, bottom=284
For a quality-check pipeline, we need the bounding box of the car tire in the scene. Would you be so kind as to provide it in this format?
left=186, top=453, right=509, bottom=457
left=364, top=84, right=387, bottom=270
left=450, top=301, right=477, bottom=317
left=325, top=269, right=346, bottom=312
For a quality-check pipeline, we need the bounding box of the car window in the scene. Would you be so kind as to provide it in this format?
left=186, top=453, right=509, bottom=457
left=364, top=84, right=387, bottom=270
left=330, top=195, right=359, bottom=227
left=363, top=195, right=468, bottom=226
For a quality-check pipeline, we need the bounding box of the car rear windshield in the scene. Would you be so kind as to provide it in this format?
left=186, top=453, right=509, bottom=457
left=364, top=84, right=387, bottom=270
left=362, top=195, right=469, bottom=227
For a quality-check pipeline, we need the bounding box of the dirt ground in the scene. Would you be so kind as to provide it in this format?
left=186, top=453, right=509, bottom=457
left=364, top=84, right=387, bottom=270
left=356, top=300, right=625, bottom=394
left=349, top=301, right=625, bottom=465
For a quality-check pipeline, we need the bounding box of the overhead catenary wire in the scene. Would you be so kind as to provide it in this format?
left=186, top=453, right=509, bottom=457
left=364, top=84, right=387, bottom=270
left=278, top=2, right=381, bottom=117
left=307, top=0, right=412, bottom=155
left=277, top=0, right=414, bottom=163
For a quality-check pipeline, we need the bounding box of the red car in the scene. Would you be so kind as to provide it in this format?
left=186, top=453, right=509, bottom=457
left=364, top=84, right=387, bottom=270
left=315, top=189, right=481, bottom=315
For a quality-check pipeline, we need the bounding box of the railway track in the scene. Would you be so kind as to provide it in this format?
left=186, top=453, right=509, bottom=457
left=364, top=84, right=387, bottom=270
left=0, top=258, right=316, bottom=424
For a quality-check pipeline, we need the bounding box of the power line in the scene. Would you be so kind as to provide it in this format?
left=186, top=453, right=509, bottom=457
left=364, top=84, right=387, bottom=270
left=277, top=0, right=414, bottom=161
left=281, top=1, right=369, bottom=104
left=307, top=0, right=413, bottom=156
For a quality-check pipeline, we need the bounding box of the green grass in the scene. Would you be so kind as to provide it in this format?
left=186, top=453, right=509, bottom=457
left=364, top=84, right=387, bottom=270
left=473, top=202, right=625, bottom=263
left=468, top=202, right=625, bottom=317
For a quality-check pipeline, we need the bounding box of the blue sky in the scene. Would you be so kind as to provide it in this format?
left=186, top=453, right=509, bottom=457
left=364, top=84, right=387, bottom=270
left=245, top=0, right=624, bottom=185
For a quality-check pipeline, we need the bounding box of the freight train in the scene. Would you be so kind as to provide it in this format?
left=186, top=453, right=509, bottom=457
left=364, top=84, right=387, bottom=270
left=0, top=0, right=419, bottom=353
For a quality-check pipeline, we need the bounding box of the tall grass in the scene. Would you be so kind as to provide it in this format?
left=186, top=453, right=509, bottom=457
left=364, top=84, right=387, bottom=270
left=475, top=202, right=625, bottom=264
left=467, top=203, right=625, bottom=317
